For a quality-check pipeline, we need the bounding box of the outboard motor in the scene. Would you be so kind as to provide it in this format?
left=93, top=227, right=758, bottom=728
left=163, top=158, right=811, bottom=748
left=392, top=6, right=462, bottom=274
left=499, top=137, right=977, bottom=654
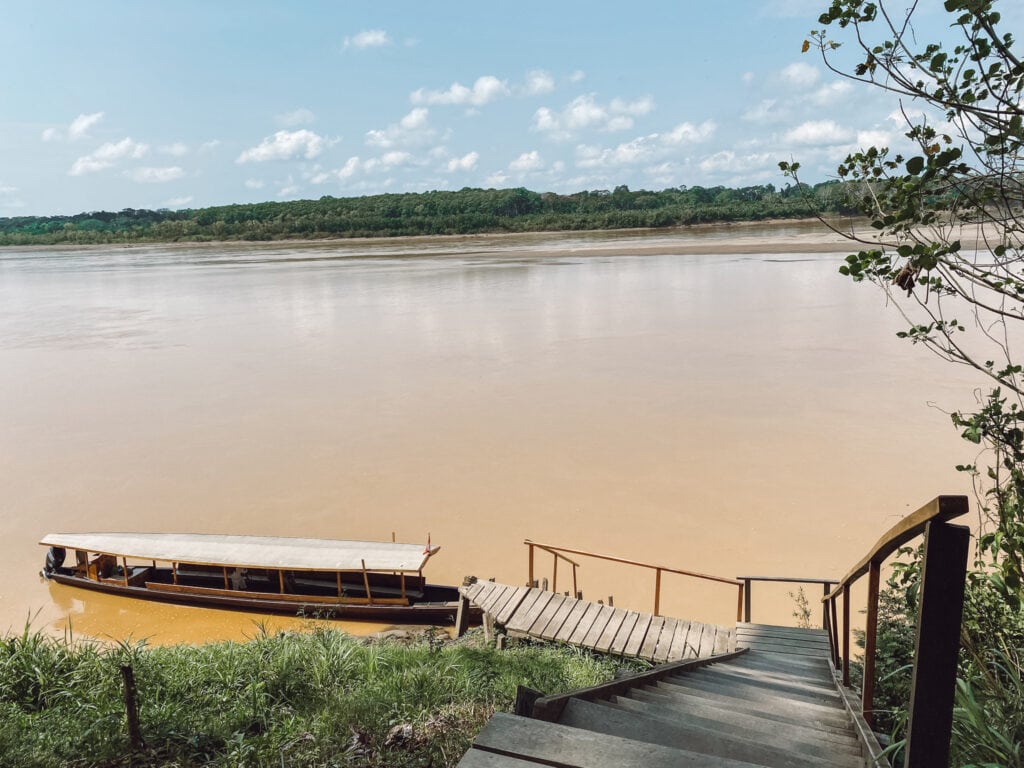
left=43, top=547, right=66, bottom=576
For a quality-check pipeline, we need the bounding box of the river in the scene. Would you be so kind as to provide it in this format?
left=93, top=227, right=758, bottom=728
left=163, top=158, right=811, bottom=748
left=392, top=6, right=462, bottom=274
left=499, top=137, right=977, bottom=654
left=0, top=224, right=980, bottom=644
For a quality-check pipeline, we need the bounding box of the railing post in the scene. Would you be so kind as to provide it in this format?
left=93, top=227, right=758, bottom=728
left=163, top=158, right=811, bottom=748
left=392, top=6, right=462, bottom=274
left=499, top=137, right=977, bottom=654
left=736, top=582, right=744, bottom=622
left=862, top=560, right=881, bottom=725
left=552, top=555, right=558, bottom=593
left=821, top=581, right=829, bottom=629
left=743, top=578, right=752, bottom=622
left=905, top=521, right=970, bottom=768
left=528, top=543, right=534, bottom=588
left=829, top=595, right=840, bottom=667
left=654, top=567, right=662, bottom=616
left=842, top=583, right=850, bottom=687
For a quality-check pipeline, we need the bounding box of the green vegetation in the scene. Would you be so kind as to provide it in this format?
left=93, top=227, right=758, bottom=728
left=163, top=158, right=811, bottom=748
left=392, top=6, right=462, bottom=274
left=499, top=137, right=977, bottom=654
left=789, top=0, right=1024, bottom=764
left=0, top=623, right=641, bottom=767
left=0, top=182, right=859, bottom=246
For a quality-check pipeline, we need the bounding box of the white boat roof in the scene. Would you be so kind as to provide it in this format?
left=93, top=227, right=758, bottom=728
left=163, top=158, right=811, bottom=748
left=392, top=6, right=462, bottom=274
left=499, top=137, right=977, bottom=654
left=40, top=532, right=438, bottom=572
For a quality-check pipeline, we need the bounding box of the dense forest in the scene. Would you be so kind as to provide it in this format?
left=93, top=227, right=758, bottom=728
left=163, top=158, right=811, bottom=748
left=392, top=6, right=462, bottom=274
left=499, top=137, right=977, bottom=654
left=0, top=181, right=857, bottom=245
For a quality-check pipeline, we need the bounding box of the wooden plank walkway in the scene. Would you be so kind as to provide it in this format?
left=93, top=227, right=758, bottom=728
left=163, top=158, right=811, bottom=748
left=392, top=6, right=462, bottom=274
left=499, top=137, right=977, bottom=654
left=460, top=581, right=736, bottom=662
left=458, top=623, right=889, bottom=767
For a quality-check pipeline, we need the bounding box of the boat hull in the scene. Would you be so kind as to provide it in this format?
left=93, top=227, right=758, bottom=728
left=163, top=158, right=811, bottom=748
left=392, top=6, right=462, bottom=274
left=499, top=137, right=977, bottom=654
left=47, top=571, right=478, bottom=624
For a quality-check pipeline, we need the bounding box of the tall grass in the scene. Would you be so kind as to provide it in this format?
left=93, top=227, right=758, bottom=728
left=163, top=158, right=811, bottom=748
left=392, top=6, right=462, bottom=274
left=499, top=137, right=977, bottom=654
left=0, top=622, right=640, bottom=767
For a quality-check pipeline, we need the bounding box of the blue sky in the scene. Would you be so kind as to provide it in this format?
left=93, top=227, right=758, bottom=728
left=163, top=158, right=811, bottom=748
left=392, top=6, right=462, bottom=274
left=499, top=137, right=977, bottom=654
left=2, top=0, right=1007, bottom=217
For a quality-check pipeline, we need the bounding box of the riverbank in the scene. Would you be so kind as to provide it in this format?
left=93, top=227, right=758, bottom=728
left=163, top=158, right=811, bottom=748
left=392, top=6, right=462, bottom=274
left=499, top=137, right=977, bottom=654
left=0, top=217, right=863, bottom=256
left=0, top=623, right=640, bottom=767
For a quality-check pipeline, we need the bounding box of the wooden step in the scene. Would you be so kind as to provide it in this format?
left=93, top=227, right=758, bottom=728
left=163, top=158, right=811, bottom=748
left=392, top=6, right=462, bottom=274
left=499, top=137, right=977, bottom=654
left=558, top=698, right=862, bottom=768
left=607, top=694, right=863, bottom=753
left=641, top=682, right=854, bottom=732
left=660, top=674, right=849, bottom=720
left=464, top=711, right=773, bottom=767
left=696, top=666, right=843, bottom=706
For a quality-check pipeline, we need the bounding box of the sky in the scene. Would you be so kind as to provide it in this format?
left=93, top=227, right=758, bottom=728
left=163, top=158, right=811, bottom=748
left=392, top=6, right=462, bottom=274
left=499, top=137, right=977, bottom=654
left=3, top=0, right=1016, bottom=217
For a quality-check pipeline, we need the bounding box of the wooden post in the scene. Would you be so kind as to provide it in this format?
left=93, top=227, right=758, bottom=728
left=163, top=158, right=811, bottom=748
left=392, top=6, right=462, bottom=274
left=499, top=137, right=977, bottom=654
left=608, top=595, right=614, bottom=607
left=842, top=583, right=850, bottom=687
left=829, top=595, right=840, bottom=667
left=528, top=544, right=534, bottom=589
left=514, top=685, right=543, bottom=717
left=172, top=562, right=178, bottom=585
left=279, top=570, right=285, bottom=594
left=337, top=571, right=343, bottom=598
left=823, top=599, right=835, bottom=666
left=654, top=567, right=662, bottom=616
left=572, top=564, right=578, bottom=598
left=123, top=557, right=130, bottom=587
left=822, top=581, right=830, bottom=629
left=482, top=612, right=494, bottom=644
left=222, top=567, right=229, bottom=590
left=736, top=583, right=744, bottom=623
left=552, top=556, right=558, bottom=592
left=905, top=521, right=970, bottom=768
left=743, top=578, right=752, bottom=623
left=361, top=559, right=373, bottom=604
left=120, top=665, right=144, bottom=750
left=541, top=577, right=549, bottom=591
left=862, top=561, right=881, bottom=725
left=455, top=595, right=471, bottom=638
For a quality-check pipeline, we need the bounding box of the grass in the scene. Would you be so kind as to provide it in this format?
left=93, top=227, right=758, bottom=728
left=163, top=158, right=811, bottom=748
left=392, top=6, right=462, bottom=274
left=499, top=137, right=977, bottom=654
left=0, top=622, right=644, bottom=767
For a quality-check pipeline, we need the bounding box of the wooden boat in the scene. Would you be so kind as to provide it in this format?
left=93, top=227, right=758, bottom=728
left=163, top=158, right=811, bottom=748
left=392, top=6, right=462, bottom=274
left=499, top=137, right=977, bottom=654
left=40, top=532, right=480, bottom=624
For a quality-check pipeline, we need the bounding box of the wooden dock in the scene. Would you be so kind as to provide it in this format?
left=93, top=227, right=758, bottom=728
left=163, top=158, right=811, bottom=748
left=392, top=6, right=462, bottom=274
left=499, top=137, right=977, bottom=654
left=461, top=581, right=736, bottom=661
left=458, top=623, right=887, bottom=767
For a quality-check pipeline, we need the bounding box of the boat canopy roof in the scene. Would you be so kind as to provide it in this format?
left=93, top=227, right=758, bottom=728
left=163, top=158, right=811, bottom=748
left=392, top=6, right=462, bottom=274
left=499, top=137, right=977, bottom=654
left=40, top=532, right=438, bottom=573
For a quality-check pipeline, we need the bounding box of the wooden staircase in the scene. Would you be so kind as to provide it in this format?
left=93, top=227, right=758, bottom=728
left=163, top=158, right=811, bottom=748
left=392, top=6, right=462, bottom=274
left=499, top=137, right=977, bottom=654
left=458, top=624, right=886, bottom=767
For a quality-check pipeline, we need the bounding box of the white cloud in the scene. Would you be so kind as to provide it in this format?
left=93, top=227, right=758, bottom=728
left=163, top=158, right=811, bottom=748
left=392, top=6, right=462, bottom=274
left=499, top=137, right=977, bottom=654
left=856, top=129, right=894, bottom=147
left=159, top=142, right=189, bottom=156
left=783, top=119, right=854, bottom=145
left=411, top=75, right=510, bottom=107
left=237, top=129, right=325, bottom=162
left=781, top=61, right=819, bottom=87
left=663, top=120, right=716, bottom=144
left=574, top=120, right=714, bottom=170
left=69, top=112, right=104, bottom=140
left=278, top=176, right=301, bottom=197
left=742, top=99, right=781, bottom=123
left=316, top=151, right=416, bottom=182
left=569, top=70, right=586, bottom=83
left=344, top=29, right=391, bottom=50
left=164, top=196, right=193, bottom=208
left=244, top=179, right=265, bottom=189
left=699, top=150, right=774, bottom=174
left=277, top=108, right=315, bottom=126
left=446, top=151, right=479, bottom=172
left=533, top=94, right=656, bottom=138
left=199, top=140, right=221, bottom=152
left=485, top=171, right=509, bottom=187
left=42, top=111, right=104, bottom=142
left=810, top=81, right=853, bottom=105
left=69, top=137, right=148, bottom=175
left=366, top=108, right=435, bottom=148
left=742, top=72, right=755, bottom=85
left=509, top=150, right=544, bottom=172
left=524, top=70, right=555, bottom=95
left=127, top=166, right=184, bottom=183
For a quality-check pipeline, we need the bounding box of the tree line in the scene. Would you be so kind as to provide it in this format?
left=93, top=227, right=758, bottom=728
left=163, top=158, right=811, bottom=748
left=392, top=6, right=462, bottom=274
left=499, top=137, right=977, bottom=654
left=0, top=181, right=858, bottom=245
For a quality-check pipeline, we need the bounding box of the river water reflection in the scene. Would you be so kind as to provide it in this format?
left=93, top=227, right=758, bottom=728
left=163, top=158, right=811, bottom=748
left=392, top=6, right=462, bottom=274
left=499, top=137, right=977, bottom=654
left=0, top=227, right=978, bottom=643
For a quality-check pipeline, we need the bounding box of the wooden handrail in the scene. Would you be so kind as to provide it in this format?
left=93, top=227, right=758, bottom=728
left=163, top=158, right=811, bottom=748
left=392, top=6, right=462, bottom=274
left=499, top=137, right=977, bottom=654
left=736, top=576, right=838, bottom=626
left=823, top=495, right=969, bottom=602
left=524, top=539, right=744, bottom=619
left=820, top=495, right=970, bottom=768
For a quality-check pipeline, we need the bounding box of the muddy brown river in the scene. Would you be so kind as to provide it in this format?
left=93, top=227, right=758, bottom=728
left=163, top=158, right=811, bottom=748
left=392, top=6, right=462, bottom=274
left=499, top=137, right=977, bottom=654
left=0, top=225, right=980, bottom=644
